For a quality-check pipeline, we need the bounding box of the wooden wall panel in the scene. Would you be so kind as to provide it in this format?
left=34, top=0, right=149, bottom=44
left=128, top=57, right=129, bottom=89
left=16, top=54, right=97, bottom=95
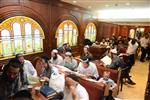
left=0, top=0, right=93, bottom=64
left=0, top=0, right=19, bottom=7
left=119, top=25, right=129, bottom=37
left=0, top=0, right=150, bottom=65
left=50, top=1, right=93, bottom=55
left=144, top=26, right=150, bottom=33
left=0, top=0, right=51, bottom=66
left=96, top=22, right=118, bottom=42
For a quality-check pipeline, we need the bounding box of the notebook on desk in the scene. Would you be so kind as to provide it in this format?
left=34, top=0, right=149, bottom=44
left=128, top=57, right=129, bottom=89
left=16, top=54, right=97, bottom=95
left=27, top=76, right=40, bottom=85
left=100, top=55, right=112, bottom=65
left=40, top=85, right=57, bottom=98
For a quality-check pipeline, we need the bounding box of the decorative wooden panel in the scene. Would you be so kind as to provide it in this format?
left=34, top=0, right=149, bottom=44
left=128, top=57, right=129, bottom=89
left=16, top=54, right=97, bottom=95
left=0, top=0, right=150, bottom=65
left=0, top=0, right=92, bottom=64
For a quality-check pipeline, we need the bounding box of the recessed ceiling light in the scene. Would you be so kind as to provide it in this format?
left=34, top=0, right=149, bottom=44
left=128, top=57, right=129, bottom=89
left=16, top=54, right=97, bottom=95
left=88, top=6, right=92, bottom=8
left=73, top=1, right=77, bottom=3
left=105, top=4, right=110, bottom=7
left=126, top=2, right=130, bottom=6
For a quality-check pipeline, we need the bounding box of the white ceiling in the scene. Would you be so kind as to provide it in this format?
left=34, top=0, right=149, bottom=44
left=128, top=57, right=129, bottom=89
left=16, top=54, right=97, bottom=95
left=61, top=0, right=150, bottom=10
left=61, top=0, right=150, bottom=24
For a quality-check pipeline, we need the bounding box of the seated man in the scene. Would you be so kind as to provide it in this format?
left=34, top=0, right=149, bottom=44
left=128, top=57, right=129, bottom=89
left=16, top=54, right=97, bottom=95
left=40, top=55, right=52, bottom=79
left=108, top=49, right=136, bottom=85
left=49, top=66, right=65, bottom=93
left=77, top=57, right=99, bottom=80
left=80, top=45, right=93, bottom=61
left=0, top=58, right=28, bottom=99
left=50, top=49, right=63, bottom=65
left=100, top=39, right=108, bottom=46
left=16, top=53, right=37, bottom=77
left=63, top=52, right=78, bottom=71
left=107, top=48, right=120, bottom=69
left=63, top=74, right=89, bottom=100
left=98, top=71, right=117, bottom=96
left=12, top=90, right=32, bottom=100
left=58, top=43, right=72, bottom=54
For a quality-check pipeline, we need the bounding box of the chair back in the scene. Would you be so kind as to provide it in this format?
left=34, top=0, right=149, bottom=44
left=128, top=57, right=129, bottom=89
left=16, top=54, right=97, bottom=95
left=79, top=78, right=105, bottom=100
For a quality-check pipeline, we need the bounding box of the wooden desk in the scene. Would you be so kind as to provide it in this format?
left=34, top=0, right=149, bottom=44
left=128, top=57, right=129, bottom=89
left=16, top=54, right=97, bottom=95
left=91, top=61, right=121, bottom=96
left=32, top=93, right=48, bottom=100
left=92, top=60, right=104, bottom=67
left=78, top=77, right=105, bottom=100
left=92, top=60, right=121, bottom=84
left=31, top=84, right=48, bottom=100
left=90, top=46, right=107, bottom=59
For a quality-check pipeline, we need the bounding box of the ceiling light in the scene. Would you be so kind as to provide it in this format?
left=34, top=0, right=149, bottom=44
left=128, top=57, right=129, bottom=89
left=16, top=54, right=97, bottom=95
left=126, top=2, right=130, bottom=6
left=88, top=6, right=92, bottom=9
left=98, top=8, right=150, bottom=19
left=105, top=5, right=110, bottom=7
left=73, top=1, right=77, bottom=3
left=92, top=16, right=98, bottom=19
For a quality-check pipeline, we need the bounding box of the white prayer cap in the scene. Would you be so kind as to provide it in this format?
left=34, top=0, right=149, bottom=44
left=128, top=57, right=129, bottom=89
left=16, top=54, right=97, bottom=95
left=63, top=42, right=68, bottom=45
left=119, top=53, right=124, bottom=57
left=106, top=45, right=110, bottom=48
left=16, top=53, right=23, bottom=58
left=84, top=45, right=89, bottom=48
left=110, top=48, right=117, bottom=54
left=81, top=57, right=89, bottom=63
left=65, top=52, right=72, bottom=56
left=52, top=49, right=58, bottom=53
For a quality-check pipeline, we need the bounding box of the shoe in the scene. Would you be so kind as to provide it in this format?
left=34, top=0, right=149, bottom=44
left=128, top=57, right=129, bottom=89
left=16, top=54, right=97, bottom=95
left=127, top=80, right=136, bottom=85
left=146, top=58, right=150, bottom=60
left=129, top=75, right=132, bottom=78
left=140, top=60, right=145, bottom=62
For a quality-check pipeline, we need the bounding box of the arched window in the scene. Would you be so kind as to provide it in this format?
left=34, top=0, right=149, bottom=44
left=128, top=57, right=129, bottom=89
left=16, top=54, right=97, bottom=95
left=1, top=29, right=12, bottom=56
left=56, top=20, right=78, bottom=47
left=84, top=23, right=97, bottom=42
left=0, top=16, right=44, bottom=58
left=13, top=22, right=23, bottom=53
left=25, top=23, right=33, bottom=52
left=34, top=29, right=43, bottom=51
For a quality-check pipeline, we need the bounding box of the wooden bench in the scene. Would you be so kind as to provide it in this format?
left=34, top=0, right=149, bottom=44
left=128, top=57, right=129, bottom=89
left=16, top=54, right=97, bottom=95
left=64, top=58, right=121, bottom=98
left=96, top=65, right=121, bottom=96
left=78, top=78, right=105, bottom=100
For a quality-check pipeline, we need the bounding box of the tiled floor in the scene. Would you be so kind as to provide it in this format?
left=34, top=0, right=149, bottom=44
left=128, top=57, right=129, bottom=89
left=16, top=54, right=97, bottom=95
left=117, top=59, right=149, bottom=100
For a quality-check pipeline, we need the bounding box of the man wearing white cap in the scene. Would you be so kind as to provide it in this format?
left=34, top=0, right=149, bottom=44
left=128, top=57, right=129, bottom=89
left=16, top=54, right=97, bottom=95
left=63, top=52, right=78, bottom=71
left=50, top=49, right=63, bottom=65
left=63, top=74, right=89, bottom=100
left=77, top=57, right=99, bottom=80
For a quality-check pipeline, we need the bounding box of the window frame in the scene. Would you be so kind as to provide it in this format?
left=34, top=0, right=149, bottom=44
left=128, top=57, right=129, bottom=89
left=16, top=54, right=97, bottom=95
left=84, top=23, right=97, bottom=42
left=0, top=16, right=45, bottom=59
left=56, top=20, right=78, bottom=47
